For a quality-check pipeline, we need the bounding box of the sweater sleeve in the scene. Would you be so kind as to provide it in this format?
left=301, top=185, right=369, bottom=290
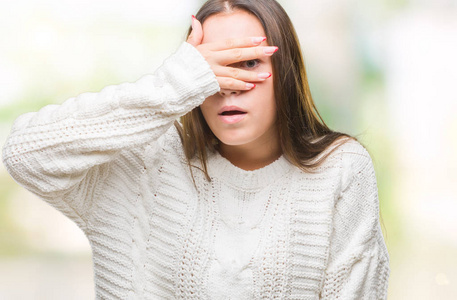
left=1, top=42, right=219, bottom=230
left=320, top=144, right=390, bottom=299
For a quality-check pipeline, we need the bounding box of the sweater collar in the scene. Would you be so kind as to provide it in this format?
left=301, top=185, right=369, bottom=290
left=206, top=150, right=292, bottom=191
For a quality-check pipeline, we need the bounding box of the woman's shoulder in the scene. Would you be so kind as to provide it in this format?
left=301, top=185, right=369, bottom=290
left=313, top=137, right=375, bottom=182
left=331, top=137, right=372, bottom=162
left=136, top=123, right=186, bottom=169
left=326, top=137, right=377, bottom=191
left=320, top=137, right=371, bottom=165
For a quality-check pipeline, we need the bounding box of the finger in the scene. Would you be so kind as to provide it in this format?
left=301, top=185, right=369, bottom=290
left=213, top=66, right=272, bottom=82
left=214, top=46, right=279, bottom=65
left=187, top=15, right=203, bottom=47
left=205, top=36, right=267, bottom=51
left=217, top=77, right=256, bottom=91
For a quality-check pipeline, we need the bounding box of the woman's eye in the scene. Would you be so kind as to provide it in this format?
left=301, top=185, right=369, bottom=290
left=241, top=59, right=260, bottom=69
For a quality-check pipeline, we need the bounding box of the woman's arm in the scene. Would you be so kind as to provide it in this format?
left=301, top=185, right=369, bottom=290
left=2, top=14, right=277, bottom=231
left=320, top=144, right=390, bottom=299
left=1, top=42, right=219, bottom=230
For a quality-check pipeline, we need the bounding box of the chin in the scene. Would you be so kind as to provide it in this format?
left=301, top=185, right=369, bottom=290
left=214, top=132, right=250, bottom=147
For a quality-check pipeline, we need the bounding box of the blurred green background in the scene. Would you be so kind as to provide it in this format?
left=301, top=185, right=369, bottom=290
left=1, top=0, right=456, bottom=299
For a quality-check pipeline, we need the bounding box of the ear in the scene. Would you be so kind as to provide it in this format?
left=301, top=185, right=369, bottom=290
left=187, top=15, right=203, bottom=47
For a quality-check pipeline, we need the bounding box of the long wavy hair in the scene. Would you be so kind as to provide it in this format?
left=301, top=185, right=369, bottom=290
left=175, top=0, right=356, bottom=180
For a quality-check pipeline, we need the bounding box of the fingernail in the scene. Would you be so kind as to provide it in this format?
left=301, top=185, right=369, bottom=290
left=246, top=83, right=256, bottom=89
left=252, top=37, right=267, bottom=45
left=264, top=46, right=278, bottom=55
left=191, top=15, right=196, bottom=30
left=258, top=72, right=272, bottom=79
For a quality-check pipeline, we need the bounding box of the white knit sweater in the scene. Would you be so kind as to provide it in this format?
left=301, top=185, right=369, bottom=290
left=2, top=42, right=389, bottom=299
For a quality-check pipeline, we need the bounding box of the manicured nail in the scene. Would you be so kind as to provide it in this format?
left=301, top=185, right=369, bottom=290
left=252, top=37, right=267, bottom=45
left=264, top=46, right=278, bottom=55
left=246, top=83, right=256, bottom=89
left=191, top=16, right=195, bottom=30
left=258, top=72, right=272, bottom=79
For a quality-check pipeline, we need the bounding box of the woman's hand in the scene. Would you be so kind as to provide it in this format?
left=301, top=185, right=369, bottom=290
left=187, top=16, right=277, bottom=91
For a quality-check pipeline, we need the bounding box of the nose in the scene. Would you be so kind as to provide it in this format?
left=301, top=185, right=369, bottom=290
left=219, top=89, right=241, bottom=97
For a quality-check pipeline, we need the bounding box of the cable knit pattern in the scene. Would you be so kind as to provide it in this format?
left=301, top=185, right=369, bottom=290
left=2, top=41, right=389, bottom=299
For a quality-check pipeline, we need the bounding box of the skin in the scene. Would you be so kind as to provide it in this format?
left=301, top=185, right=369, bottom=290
left=187, top=11, right=281, bottom=171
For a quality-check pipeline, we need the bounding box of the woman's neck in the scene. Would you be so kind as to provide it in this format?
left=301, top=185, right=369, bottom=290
left=218, top=140, right=282, bottom=171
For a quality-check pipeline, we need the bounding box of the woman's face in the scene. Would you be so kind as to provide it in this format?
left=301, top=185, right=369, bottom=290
left=200, top=10, right=278, bottom=154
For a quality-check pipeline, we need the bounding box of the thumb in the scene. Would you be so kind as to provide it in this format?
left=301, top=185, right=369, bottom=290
left=187, top=15, right=203, bottom=47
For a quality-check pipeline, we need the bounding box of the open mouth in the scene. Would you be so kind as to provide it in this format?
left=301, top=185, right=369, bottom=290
left=218, top=107, right=247, bottom=124
left=219, top=110, right=247, bottom=116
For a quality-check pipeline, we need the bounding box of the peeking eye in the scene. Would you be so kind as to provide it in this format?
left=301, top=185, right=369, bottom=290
left=241, top=59, right=260, bottom=69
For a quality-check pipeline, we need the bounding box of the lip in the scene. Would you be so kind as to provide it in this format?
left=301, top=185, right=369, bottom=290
left=218, top=105, right=247, bottom=115
left=218, top=114, right=246, bottom=124
left=218, top=105, right=247, bottom=124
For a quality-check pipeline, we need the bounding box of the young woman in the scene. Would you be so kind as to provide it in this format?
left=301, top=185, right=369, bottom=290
left=2, top=0, right=390, bottom=299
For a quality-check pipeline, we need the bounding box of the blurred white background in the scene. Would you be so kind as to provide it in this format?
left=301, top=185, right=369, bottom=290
left=1, top=0, right=456, bottom=299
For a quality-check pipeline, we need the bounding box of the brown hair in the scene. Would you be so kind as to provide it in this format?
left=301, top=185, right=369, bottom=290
left=175, top=0, right=356, bottom=180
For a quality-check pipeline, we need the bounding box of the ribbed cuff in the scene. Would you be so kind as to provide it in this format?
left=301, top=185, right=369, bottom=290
left=159, top=42, right=220, bottom=107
